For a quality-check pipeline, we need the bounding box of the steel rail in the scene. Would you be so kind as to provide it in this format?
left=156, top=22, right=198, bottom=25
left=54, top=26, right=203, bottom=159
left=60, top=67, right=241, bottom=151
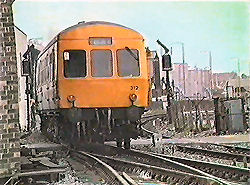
left=212, top=143, right=250, bottom=155
left=79, top=143, right=231, bottom=185
left=141, top=113, right=166, bottom=120
left=127, top=149, right=232, bottom=185
left=176, top=145, right=250, bottom=162
left=152, top=151, right=250, bottom=183
left=121, top=172, right=138, bottom=185
left=140, top=113, right=172, bottom=138
left=91, top=152, right=223, bottom=185
left=70, top=150, right=130, bottom=185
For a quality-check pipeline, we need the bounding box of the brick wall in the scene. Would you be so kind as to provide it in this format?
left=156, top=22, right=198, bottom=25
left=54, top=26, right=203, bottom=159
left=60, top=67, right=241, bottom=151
left=0, top=0, right=20, bottom=178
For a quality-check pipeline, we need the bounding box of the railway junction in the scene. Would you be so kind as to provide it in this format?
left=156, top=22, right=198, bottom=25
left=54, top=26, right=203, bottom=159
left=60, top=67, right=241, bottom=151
left=1, top=124, right=249, bottom=185
left=1, top=113, right=249, bottom=185
left=1, top=1, right=250, bottom=185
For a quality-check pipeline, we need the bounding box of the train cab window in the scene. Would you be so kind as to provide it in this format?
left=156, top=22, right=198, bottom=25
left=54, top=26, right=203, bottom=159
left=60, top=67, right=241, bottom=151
left=91, top=50, right=113, bottom=77
left=117, top=49, right=140, bottom=77
left=64, top=50, right=87, bottom=78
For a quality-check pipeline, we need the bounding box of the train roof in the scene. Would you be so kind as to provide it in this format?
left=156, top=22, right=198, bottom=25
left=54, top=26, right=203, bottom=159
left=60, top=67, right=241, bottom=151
left=38, top=21, right=142, bottom=59
left=60, top=21, right=141, bottom=35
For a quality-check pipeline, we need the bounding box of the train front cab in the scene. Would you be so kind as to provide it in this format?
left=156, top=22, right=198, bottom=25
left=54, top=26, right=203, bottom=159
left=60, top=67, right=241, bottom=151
left=38, top=22, right=152, bottom=148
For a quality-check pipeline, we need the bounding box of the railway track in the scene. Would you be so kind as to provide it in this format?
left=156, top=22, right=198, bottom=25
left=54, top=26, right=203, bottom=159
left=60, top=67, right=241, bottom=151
left=93, top=153, right=222, bottom=185
left=188, top=143, right=250, bottom=156
left=140, top=114, right=250, bottom=164
left=152, top=151, right=250, bottom=183
left=69, top=148, right=130, bottom=185
left=176, top=144, right=250, bottom=163
left=219, top=143, right=250, bottom=154
left=79, top=143, right=231, bottom=185
left=39, top=113, right=248, bottom=184
left=140, top=113, right=172, bottom=138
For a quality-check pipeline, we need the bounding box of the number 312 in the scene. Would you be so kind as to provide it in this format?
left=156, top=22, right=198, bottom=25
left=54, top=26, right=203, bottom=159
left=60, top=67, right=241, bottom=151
left=130, top=86, right=139, bottom=90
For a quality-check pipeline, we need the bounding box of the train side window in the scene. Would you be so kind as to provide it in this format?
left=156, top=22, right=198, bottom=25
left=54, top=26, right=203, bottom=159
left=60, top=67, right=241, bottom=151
left=45, top=55, right=49, bottom=82
left=50, top=63, right=54, bottom=82
left=64, top=50, right=87, bottom=78
left=117, top=49, right=140, bottom=77
left=40, top=64, right=43, bottom=85
left=91, top=50, right=113, bottom=77
left=37, top=63, right=40, bottom=85
left=50, top=50, right=55, bottom=82
left=41, top=59, right=45, bottom=84
left=41, top=69, right=44, bottom=85
left=46, top=67, right=49, bottom=82
left=43, top=69, right=45, bottom=84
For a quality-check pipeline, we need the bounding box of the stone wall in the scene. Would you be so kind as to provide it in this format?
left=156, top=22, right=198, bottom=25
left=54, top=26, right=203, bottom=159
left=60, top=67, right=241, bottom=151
left=0, top=0, right=20, bottom=178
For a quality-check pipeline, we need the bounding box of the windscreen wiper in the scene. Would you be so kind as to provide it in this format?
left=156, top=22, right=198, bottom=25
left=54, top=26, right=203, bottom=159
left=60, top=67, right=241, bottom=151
left=125, top=47, right=139, bottom=62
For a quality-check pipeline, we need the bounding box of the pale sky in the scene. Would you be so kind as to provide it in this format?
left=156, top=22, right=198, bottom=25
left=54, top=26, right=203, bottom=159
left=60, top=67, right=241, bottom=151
left=13, top=0, right=250, bottom=75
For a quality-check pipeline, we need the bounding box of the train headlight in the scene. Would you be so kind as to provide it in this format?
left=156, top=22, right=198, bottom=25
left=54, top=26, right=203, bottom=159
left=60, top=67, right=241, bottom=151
left=129, top=94, right=137, bottom=102
left=67, top=95, right=76, bottom=103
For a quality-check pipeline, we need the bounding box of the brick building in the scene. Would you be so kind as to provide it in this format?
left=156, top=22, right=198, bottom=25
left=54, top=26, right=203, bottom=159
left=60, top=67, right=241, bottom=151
left=186, top=67, right=211, bottom=98
left=0, top=0, right=20, bottom=178
left=171, top=63, right=211, bottom=98
left=170, top=63, right=188, bottom=97
left=171, top=63, right=237, bottom=99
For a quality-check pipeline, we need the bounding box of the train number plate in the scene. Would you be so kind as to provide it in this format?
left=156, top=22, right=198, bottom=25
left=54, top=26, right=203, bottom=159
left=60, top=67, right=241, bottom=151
left=130, top=86, right=139, bottom=90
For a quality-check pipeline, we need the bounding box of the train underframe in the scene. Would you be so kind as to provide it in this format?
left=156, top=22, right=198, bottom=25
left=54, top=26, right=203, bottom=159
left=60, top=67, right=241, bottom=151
left=40, top=106, right=144, bottom=149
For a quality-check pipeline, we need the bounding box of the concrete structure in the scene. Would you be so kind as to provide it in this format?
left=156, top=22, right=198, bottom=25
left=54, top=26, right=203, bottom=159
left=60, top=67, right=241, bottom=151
left=14, top=26, right=27, bottom=131
left=0, top=0, right=20, bottom=178
left=227, top=77, right=250, bottom=127
left=224, top=99, right=245, bottom=133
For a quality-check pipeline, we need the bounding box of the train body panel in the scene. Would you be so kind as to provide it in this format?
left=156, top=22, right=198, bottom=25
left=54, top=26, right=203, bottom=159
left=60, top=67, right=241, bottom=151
left=36, top=40, right=58, bottom=111
left=58, top=78, right=149, bottom=108
left=57, top=37, right=149, bottom=108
